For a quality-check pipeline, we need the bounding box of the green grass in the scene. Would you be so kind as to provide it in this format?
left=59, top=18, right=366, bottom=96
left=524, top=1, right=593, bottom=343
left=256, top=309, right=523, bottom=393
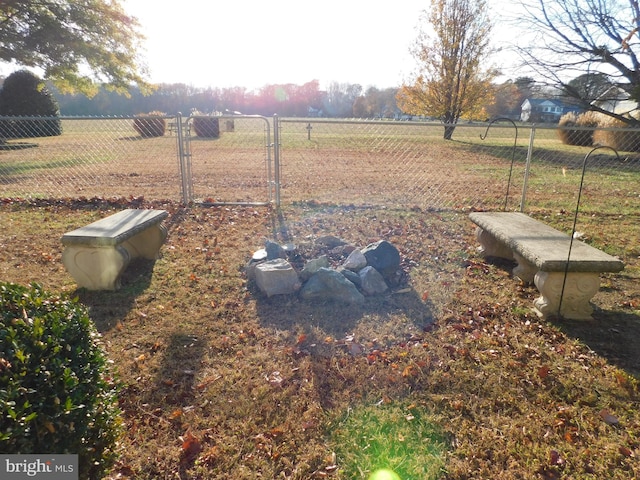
left=329, top=402, right=447, bottom=479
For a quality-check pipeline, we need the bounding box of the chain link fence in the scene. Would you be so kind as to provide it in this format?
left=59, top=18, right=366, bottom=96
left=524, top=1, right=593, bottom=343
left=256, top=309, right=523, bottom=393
left=1, top=115, right=638, bottom=217
left=0, top=116, right=180, bottom=201
left=276, top=118, right=639, bottom=216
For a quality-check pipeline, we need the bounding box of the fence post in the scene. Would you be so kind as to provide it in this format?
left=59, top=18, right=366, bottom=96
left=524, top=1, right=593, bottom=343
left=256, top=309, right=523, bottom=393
left=273, top=114, right=281, bottom=207
left=520, top=124, right=536, bottom=212
left=175, top=112, right=193, bottom=204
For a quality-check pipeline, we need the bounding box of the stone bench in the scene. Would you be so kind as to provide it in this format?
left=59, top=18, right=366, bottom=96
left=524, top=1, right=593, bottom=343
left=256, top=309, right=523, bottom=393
left=469, top=211, right=624, bottom=320
left=61, top=209, right=169, bottom=290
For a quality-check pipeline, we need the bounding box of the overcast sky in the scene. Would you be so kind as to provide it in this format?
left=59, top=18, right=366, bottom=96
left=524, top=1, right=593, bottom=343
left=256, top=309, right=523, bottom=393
left=123, top=0, right=525, bottom=91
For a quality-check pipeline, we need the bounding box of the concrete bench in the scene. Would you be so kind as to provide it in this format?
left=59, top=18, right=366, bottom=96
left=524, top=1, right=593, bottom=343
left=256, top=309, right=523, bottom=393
left=469, top=211, right=624, bottom=320
left=61, top=209, right=169, bottom=290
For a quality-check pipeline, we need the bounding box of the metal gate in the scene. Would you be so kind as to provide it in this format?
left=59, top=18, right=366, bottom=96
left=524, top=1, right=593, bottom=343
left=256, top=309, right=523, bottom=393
left=178, top=113, right=278, bottom=206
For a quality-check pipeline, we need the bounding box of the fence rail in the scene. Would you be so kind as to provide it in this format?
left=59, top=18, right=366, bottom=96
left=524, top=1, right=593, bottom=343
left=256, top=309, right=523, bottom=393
left=0, top=115, right=638, bottom=217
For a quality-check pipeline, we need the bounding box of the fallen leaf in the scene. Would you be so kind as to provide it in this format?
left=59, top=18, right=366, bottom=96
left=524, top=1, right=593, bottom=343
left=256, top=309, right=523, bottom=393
left=180, top=431, right=202, bottom=463
left=599, top=409, right=620, bottom=425
left=401, top=365, right=413, bottom=377
left=549, top=449, right=564, bottom=466
left=619, top=446, right=634, bottom=457
left=538, top=365, right=550, bottom=379
left=349, top=343, right=363, bottom=356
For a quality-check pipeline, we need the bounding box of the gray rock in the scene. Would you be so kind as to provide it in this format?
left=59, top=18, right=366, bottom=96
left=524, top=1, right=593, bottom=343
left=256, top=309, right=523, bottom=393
left=300, top=255, right=330, bottom=281
left=339, top=267, right=361, bottom=287
left=343, top=249, right=367, bottom=271
left=359, top=266, right=388, bottom=295
left=255, top=259, right=301, bottom=296
left=361, top=240, right=400, bottom=280
left=316, top=235, right=348, bottom=249
left=265, top=240, right=286, bottom=260
left=300, top=267, right=365, bottom=304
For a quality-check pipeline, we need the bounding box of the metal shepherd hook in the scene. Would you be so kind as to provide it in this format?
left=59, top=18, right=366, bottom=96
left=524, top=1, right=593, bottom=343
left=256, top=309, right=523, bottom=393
left=480, top=117, right=519, bottom=211
left=557, top=145, right=620, bottom=317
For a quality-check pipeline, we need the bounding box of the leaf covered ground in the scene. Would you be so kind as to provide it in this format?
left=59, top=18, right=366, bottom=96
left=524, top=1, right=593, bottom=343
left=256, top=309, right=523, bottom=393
left=1, top=197, right=639, bottom=479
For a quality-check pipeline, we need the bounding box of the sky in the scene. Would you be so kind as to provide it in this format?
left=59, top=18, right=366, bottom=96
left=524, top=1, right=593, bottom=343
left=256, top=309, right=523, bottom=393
left=123, top=0, right=524, bottom=91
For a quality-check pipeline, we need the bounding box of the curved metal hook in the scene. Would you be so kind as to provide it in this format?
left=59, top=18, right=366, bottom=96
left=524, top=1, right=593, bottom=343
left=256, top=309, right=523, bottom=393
left=558, top=145, right=621, bottom=318
left=480, top=117, right=518, bottom=141
left=480, top=117, right=519, bottom=211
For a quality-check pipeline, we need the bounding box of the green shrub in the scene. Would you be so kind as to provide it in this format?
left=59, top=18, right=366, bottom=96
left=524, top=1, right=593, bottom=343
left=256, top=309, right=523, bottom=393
left=192, top=113, right=220, bottom=138
left=0, top=283, right=122, bottom=479
left=133, top=111, right=166, bottom=137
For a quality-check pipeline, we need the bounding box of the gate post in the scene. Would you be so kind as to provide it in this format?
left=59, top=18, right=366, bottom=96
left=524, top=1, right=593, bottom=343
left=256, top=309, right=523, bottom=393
left=273, top=114, right=281, bottom=207
left=176, top=112, right=193, bottom=204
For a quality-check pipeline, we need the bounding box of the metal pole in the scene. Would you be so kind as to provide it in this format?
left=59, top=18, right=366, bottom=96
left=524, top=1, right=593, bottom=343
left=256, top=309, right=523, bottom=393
left=175, top=112, right=189, bottom=204
left=480, top=117, right=518, bottom=211
left=273, top=114, right=281, bottom=207
left=520, top=124, right=536, bottom=212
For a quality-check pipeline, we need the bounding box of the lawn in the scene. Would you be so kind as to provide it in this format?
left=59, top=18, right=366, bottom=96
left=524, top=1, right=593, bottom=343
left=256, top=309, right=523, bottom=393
left=0, top=196, right=638, bottom=479
left=1, top=120, right=639, bottom=478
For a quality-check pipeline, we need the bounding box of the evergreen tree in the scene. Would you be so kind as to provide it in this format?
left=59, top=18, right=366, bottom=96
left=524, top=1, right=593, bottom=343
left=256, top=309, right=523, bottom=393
left=0, top=70, right=62, bottom=138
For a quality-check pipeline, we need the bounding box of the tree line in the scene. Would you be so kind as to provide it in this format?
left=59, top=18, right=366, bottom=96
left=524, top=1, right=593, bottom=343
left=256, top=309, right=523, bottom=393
left=46, top=80, right=401, bottom=118
left=0, top=71, right=549, bottom=121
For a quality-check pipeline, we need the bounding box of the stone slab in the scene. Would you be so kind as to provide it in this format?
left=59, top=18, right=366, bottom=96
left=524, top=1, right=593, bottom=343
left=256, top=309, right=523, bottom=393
left=469, top=212, right=624, bottom=273
left=62, top=209, right=168, bottom=247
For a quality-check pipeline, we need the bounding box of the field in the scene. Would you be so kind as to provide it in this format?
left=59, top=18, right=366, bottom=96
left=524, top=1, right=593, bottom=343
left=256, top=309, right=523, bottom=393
left=1, top=119, right=639, bottom=478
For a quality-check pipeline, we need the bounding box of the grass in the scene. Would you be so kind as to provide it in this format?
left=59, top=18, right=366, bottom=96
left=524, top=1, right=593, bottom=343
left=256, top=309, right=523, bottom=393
left=0, top=197, right=639, bottom=479
left=1, top=120, right=639, bottom=478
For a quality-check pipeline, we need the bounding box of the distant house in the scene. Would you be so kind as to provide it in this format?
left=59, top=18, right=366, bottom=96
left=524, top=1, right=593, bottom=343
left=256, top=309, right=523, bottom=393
left=591, top=87, right=639, bottom=117
left=520, top=98, right=582, bottom=123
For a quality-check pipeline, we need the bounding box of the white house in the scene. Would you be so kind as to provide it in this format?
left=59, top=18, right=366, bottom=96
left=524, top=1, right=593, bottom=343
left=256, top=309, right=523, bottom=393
left=520, top=98, right=582, bottom=123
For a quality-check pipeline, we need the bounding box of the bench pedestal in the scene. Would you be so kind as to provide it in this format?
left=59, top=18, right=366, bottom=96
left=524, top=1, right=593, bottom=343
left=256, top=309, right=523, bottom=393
left=475, top=227, right=514, bottom=260
left=61, top=209, right=168, bottom=291
left=62, top=245, right=131, bottom=291
left=469, top=212, right=624, bottom=321
left=534, top=271, right=600, bottom=320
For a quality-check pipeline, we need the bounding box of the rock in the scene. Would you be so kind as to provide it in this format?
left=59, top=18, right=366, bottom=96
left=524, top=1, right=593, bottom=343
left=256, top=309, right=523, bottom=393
left=265, top=240, right=286, bottom=260
left=343, top=249, right=367, bottom=271
left=246, top=249, right=268, bottom=281
left=254, top=259, right=301, bottom=296
left=361, top=240, right=400, bottom=280
left=359, top=266, right=388, bottom=295
left=339, top=267, right=361, bottom=287
left=300, top=255, right=330, bottom=281
left=316, top=235, right=348, bottom=249
left=252, top=248, right=268, bottom=261
left=300, top=267, right=365, bottom=304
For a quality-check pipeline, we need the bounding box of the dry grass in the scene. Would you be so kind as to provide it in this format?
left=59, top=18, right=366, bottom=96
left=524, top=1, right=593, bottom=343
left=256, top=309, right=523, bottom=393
left=1, top=195, right=639, bottom=479
left=1, top=115, right=639, bottom=479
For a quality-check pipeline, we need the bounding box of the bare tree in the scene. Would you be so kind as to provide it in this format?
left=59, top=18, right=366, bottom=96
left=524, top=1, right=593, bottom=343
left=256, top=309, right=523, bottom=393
left=397, top=0, right=497, bottom=139
left=516, top=0, right=640, bottom=124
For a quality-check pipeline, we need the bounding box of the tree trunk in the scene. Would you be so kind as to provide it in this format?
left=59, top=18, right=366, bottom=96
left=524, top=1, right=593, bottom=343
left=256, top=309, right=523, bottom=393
left=443, top=124, right=456, bottom=140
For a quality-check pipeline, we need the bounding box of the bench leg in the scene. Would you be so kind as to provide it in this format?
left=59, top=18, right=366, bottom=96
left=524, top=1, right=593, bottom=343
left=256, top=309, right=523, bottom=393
left=62, top=245, right=131, bottom=291
left=121, top=224, right=168, bottom=260
left=533, top=271, right=600, bottom=320
left=512, top=253, right=538, bottom=284
left=475, top=227, right=514, bottom=260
